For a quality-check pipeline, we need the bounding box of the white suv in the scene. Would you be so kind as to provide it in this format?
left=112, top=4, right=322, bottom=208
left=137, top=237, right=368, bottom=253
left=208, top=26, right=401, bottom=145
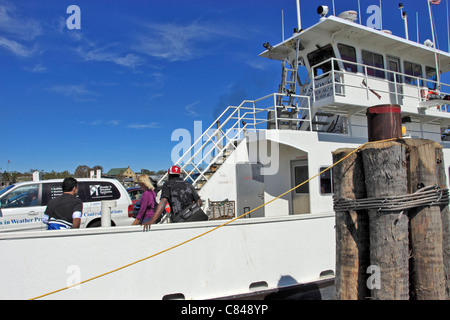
left=0, top=178, right=133, bottom=232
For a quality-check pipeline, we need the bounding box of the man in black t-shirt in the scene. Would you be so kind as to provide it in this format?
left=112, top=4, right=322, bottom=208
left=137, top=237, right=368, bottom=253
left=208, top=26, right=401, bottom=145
left=43, top=177, right=83, bottom=230
left=142, top=165, right=202, bottom=230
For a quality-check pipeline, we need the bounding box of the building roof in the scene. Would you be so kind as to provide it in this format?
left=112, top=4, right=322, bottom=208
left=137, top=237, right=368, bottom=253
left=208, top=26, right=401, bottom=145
left=106, top=168, right=128, bottom=176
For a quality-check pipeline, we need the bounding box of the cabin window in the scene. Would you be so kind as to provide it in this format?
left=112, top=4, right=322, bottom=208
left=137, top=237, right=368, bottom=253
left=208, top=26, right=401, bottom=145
left=319, top=167, right=332, bottom=195
left=426, top=66, right=437, bottom=90
left=362, top=50, right=385, bottom=78
left=307, top=44, right=339, bottom=77
left=294, top=166, right=309, bottom=194
left=337, top=44, right=357, bottom=73
left=404, top=61, right=423, bottom=85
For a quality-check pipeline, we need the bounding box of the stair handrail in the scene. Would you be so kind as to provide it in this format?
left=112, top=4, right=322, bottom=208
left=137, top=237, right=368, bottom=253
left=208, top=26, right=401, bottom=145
left=157, top=93, right=310, bottom=187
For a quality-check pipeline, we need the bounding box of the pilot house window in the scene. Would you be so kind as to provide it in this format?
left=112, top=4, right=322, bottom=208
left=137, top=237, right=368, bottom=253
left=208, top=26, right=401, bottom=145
left=307, top=44, right=339, bottom=76
left=337, top=44, right=357, bottom=73
left=362, top=50, right=385, bottom=78
left=426, top=66, right=437, bottom=90
left=404, top=61, right=423, bottom=85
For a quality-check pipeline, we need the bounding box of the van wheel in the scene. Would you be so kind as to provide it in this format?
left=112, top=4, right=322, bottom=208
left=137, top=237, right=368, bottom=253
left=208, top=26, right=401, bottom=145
left=87, top=219, right=115, bottom=228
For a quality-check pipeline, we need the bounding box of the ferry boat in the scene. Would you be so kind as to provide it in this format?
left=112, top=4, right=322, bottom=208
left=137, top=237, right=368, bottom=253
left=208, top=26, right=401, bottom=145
left=2, top=2, right=450, bottom=300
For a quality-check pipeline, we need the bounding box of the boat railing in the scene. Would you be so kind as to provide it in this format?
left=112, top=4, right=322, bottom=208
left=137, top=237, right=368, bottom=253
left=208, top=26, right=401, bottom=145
left=307, top=57, right=450, bottom=112
left=158, top=92, right=311, bottom=189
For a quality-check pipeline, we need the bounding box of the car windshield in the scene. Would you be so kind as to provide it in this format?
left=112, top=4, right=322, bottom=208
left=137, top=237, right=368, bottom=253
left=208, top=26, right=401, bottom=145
left=0, top=185, right=14, bottom=197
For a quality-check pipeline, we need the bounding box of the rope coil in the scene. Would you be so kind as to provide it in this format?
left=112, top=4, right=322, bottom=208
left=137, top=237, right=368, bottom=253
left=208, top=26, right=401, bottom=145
left=333, top=185, right=449, bottom=213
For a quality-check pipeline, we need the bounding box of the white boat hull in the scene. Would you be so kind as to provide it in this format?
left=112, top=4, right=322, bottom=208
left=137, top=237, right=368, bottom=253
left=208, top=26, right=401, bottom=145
left=0, top=213, right=335, bottom=300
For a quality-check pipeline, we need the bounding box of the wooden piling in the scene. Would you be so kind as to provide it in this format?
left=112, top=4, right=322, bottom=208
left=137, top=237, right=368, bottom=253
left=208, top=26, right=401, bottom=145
left=404, top=139, right=446, bottom=300
left=361, top=140, right=409, bottom=300
left=332, top=148, right=370, bottom=300
left=435, top=144, right=450, bottom=299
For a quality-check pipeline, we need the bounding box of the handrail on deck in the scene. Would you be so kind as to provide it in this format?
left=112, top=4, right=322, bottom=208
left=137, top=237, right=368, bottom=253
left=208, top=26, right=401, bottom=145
left=308, top=57, right=450, bottom=109
left=158, top=93, right=311, bottom=189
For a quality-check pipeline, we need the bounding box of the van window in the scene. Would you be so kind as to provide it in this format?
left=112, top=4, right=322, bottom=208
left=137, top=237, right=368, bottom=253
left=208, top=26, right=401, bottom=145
left=0, top=184, right=40, bottom=208
left=82, top=181, right=120, bottom=202
left=307, top=44, right=339, bottom=76
left=319, top=167, right=332, bottom=194
left=362, top=50, right=385, bottom=78
left=42, top=183, right=64, bottom=206
left=404, top=61, right=423, bottom=85
left=337, top=44, right=357, bottom=73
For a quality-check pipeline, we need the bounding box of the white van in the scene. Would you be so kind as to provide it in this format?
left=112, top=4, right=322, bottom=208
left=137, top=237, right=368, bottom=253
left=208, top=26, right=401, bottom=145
left=0, top=178, right=133, bottom=232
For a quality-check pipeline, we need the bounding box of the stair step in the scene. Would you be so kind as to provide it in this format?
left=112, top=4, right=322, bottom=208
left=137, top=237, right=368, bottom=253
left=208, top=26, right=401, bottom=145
left=312, top=120, right=330, bottom=125
left=315, top=112, right=334, bottom=117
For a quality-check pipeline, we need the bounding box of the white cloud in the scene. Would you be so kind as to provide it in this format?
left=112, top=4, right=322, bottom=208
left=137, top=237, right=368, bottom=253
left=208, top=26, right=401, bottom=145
left=185, top=101, right=200, bottom=117
left=0, top=1, right=42, bottom=58
left=76, top=44, right=145, bottom=69
left=80, top=120, right=120, bottom=126
left=0, top=1, right=43, bottom=40
left=0, top=36, right=35, bottom=57
left=135, top=21, right=244, bottom=62
left=29, top=63, right=46, bottom=73
left=49, top=84, right=98, bottom=101
left=127, top=122, right=160, bottom=129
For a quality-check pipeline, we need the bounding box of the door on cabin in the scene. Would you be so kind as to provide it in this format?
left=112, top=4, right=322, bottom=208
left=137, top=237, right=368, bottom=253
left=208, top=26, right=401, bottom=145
left=387, top=56, right=403, bottom=105
left=236, top=163, right=265, bottom=218
left=290, top=160, right=310, bottom=214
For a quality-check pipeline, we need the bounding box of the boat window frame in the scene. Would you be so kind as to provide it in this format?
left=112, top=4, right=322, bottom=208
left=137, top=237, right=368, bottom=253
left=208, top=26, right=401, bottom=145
left=293, top=165, right=309, bottom=194
left=337, top=43, right=357, bottom=73
left=361, top=50, right=385, bottom=79
left=403, top=61, right=423, bottom=86
left=425, top=66, right=437, bottom=90
left=319, top=166, right=333, bottom=195
left=307, top=44, right=339, bottom=77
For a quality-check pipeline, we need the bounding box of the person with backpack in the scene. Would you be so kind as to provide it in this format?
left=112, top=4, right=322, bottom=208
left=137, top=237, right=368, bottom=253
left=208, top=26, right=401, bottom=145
left=132, top=174, right=157, bottom=225
left=141, top=165, right=206, bottom=231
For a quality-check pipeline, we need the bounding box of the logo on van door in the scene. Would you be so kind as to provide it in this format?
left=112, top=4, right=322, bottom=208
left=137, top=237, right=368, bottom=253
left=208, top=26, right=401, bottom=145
left=89, top=184, right=114, bottom=199
left=90, top=185, right=101, bottom=196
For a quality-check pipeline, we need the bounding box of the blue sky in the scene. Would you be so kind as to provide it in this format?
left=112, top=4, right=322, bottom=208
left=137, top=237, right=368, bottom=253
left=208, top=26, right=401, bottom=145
left=1, top=0, right=449, bottom=174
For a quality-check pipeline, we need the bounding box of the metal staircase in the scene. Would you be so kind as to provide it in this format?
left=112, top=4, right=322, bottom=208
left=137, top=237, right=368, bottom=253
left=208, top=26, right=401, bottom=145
left=157, top=93, right=312, bottom=191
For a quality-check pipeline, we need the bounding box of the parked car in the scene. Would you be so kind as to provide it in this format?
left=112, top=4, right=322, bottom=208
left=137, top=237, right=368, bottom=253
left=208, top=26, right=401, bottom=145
left=127, top=187, right=143, bottom=217
left=0, top=178, right=133, bottom=232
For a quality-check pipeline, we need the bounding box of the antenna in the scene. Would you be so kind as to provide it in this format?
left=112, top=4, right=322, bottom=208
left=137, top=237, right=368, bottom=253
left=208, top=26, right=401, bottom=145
left=358, top=0, right=361, bottom=24
left=417, top=11, right=419, bottom=43
left=399, top=3, right=409, bottom=40
left=427, top=0, right=441, bottom=90
left=282, top=9, right=285, bottom=41
left=296, top=0, right=302, bottom=30
left=447, top=0, right=450, bottom=52
left=379, top=0, right=383, bottom=30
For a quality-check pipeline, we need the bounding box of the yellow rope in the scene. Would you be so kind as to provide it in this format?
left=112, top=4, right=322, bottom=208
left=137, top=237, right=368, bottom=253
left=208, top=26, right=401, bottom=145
left=30, top=137, right=398, bottom=300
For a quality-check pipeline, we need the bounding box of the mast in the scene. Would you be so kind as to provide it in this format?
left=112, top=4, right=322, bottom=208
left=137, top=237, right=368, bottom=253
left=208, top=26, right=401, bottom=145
left=296, top=0, right=301, bottom=30
left=428, top=0, right=441, bottom=90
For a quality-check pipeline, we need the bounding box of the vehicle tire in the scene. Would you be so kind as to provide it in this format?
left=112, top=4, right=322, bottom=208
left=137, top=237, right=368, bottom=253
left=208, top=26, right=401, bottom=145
left=87, top=219, right=115, bottom=228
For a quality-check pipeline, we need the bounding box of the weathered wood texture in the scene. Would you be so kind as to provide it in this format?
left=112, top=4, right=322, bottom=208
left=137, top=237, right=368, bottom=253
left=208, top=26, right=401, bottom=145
left=435, top=145, right=450, bottom=299
left=404, top=139, right=446, bottom=300
left=361, top=141, right=409, bottom=300
left=332, top=148, right=370, bottom=300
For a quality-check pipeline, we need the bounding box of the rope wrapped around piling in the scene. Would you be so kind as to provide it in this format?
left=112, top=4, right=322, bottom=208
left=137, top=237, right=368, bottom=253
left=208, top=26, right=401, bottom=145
left=333, top=185, right=449, bottom=212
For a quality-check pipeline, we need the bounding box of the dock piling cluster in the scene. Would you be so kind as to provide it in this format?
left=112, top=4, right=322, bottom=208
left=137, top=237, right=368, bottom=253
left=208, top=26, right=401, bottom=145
left=333, top=139, right=449, bottom=300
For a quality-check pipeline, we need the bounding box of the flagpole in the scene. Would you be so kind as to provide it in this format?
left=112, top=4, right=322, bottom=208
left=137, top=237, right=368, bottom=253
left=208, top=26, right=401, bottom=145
left=358, top=0, right=361, bottom=24
left=417, top=11, right=420, bottom=43
left=447, top=0, right=450, bottom=52
left=428, top=0, right=441, bottom=90
left=379, top=0, right=383, bottom=30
